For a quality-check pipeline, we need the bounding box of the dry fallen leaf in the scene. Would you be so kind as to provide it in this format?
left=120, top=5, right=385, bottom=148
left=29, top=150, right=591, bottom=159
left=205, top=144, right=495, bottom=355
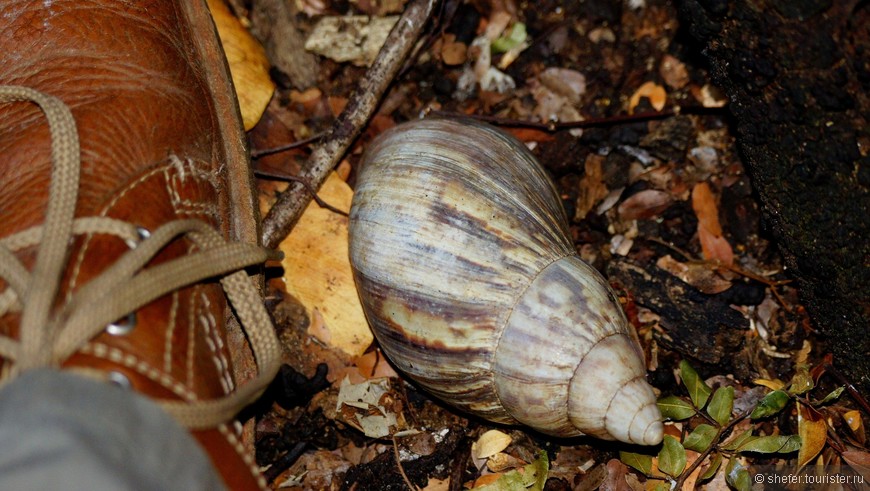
left=628, top=81, right=667, bottom=113
left=353, top=350, right=399, bottom=380
left=659, top=54, right=689, bottom=89
left=797, top=404, right=827, bottom=468
left=656, top=255, right=732, bottom=294
left=280, top=172, right=373, bottom=357
left=472, top=430, right=513, bottom=460
left=617, top=189, right=672, bottom=221
left=575, top=155, right=609, bottom=220
left=208, top=0, right=274, bottom=130
left=423, top=478, right=450, bottom=491
left=844, top=410, right=865, bottom=443
left=304, top=15, right=399, bottom=66
left=692, top=182, right=734, bottom=266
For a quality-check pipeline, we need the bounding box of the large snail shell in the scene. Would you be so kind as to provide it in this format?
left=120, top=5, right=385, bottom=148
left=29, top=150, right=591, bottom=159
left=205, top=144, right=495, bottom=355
left=348, top=118, right=663, bottom=445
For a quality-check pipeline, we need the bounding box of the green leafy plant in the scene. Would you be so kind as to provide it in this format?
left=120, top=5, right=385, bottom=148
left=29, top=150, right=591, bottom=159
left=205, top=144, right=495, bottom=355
left=620, top=361, right=847, bottom=490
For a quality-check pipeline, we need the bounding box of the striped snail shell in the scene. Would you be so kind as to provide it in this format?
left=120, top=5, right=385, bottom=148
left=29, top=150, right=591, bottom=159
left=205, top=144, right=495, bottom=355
left=348, top=118, right=663, bottom=445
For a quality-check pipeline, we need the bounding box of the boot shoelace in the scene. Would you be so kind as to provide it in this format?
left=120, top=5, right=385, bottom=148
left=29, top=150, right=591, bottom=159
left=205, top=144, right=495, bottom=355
left=0, top=85, right=281, bottom=430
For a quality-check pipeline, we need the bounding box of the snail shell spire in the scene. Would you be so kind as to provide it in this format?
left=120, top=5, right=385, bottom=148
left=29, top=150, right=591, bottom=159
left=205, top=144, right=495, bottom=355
left=349, top=118, right=663, bottom=444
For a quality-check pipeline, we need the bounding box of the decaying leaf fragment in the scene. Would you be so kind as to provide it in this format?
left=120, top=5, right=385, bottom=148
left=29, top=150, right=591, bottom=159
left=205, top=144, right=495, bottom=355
left=692, top=181, right=734, bottom=266
left=336, top=377, right=398, bottom=438
left=304, top=15, right=399, bottom=66
left=629, top=81, right=667, bottom=113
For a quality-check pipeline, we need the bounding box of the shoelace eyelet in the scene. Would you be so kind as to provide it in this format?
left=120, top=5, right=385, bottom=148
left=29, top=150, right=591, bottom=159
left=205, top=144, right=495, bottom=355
left=107, top=371, right=132, bottom=389
left=123, top=226, right=151, bottom=249
left=106, top=312, right=137, bottom=336
left=108, top=226, right=150, bottom=335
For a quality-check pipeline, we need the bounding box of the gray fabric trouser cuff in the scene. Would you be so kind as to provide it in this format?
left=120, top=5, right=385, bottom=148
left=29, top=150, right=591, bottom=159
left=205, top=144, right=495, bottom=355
left=0, top=369, right=225, bottom=490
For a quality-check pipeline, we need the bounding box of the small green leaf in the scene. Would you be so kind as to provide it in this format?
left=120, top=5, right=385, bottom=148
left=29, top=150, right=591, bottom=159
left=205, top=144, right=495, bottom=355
left=721, top=429, right=756, bottom=451
left=814, top=386, right=845, bottom=405
left=700, top=452, right=723, bottom=481
left=788, top=365, right=814, bottom=395
left=471, top=451, right=548, bottom=491
left=526, top=451, right=549, bottom=491
left=657, top=395, right=696, bottom=420
left=738, top=434, right=801, bottom=454
left=679, top=360, right=712, bottom=409
left=491, top=23, right=527, bottom=53
left=683, top=424, right=718, bottom=452
left=620, top=451, right=653, bottom=476
left=725, top=456, right=751, bottom=491
left=750, top=390, right=790, bottom=419
left=707, top=386, right=734, bottom=426
left=657, top=435, right=687, bottom=477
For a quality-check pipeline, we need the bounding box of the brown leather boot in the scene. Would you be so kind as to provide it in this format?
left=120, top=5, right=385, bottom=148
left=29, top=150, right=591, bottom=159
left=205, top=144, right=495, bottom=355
left=0, top=1, right=280, bottom=489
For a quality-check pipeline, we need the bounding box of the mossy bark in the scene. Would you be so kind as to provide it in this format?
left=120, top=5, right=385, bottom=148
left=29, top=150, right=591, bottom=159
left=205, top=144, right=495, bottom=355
left=677, top=0, right=870, bottom=389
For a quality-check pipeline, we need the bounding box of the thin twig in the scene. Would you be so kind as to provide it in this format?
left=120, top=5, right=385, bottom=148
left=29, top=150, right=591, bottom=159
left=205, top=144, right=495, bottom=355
left=673, top=408, right=753, bottom=489
left=264, top=441, right=308, bottom=484
left=392, top=436, right=419, bottom=490
left=254, top=169, right=349, bottom=217
left=251, top=132, right=325, bottom=158
left=825, top=362, right=870, bottom=415
left=261, top=0, right=438, bottom=248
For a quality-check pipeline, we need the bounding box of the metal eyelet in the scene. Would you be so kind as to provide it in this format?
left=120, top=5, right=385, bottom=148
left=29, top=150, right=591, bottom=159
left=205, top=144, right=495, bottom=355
left=123, top=226, right=151, bottom=249
left=111, top=226, right=150, bottom=335
left=107, top=371, right=132, bottom=390
left=107, top=312, right=137, bottom=336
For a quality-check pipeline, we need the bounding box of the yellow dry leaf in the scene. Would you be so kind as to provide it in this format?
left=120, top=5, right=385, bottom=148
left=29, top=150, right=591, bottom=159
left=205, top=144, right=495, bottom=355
left=629, top=81, right=667, bottom=113
left=422, top=478, right=450, bottom=491
left=797, top=404, right=828, bottom=469
left=844, top=410, right=864, bottom=437
left=208, top=0, right=274, bottom=130
left=472, top=430, right=513, bottom=460
left=280, top=172, right=373, bottom=357
left=753, top=378, right=786, bottom=391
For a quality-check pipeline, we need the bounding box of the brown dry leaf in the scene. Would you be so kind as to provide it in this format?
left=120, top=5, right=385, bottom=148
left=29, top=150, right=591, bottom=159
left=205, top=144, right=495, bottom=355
left=353, top=350, right=399, bottom=379
left=617, top=189, right=672, bottom=221
left=659, top=54, right=689, bottom=89
left=628, top=81, right=667, bottom=113
left=602, top=459, right=631, bottom=491
left=797, top=404, right=828, bottom=468
left=656, top=255, right=732, bottom=294
left=692, top=182, right=734, bottom=266
left=681, top=450, right=703, bottom=490
left=575, top=154, right=609, bottom=221
left=843, top=450, right=870, bottom=475
left=208, top=0, right=274, bottom=130
left=469, top=473, right=505, bottom=487
left=280, top=172, right=373, bottom=357
left=438, top=34, right=468, bottom=65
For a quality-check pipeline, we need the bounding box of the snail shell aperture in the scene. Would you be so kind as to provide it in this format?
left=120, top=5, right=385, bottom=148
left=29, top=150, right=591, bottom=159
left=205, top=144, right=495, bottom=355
left=348, top=118, right=663, bottom=445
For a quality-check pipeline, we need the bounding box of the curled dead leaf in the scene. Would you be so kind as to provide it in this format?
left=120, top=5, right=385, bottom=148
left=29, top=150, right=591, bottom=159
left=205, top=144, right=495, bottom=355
left=472, top=429, right=512, bottom=460
left=628, top=81, right=667, bottom=113
left=692, top=182, right=734, bottom=266
left=208, top=0, right=274, bottom=130
left=617, top=189, right=672, bottom=220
